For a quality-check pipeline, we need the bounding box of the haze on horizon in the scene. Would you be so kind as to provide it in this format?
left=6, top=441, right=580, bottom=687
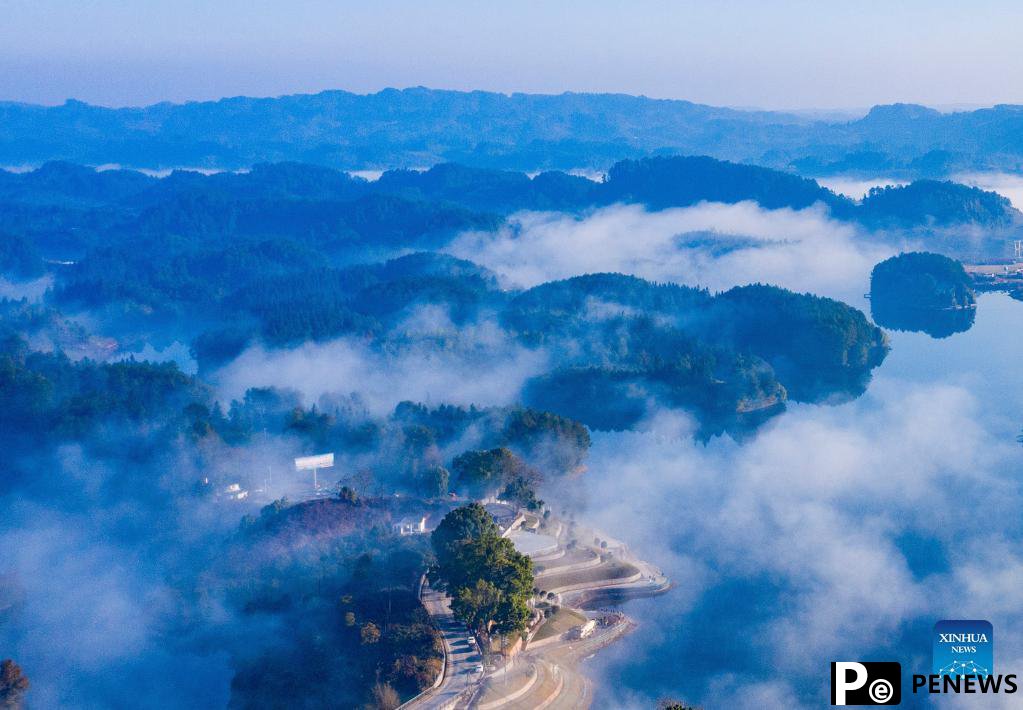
left=4, top=0, right=1023, bottom=111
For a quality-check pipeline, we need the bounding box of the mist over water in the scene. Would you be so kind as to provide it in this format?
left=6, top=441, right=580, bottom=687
left=5, top=1, right=1023, bottom=704
left=580, top=293, right=1023, bottom=709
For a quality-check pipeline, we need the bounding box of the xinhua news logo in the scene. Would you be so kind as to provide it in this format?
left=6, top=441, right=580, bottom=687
left=932, top=619, right=993, bottom=676
left=910, top=619, right=1017, bottom=696
left=830, top=662, right=901, bottom=706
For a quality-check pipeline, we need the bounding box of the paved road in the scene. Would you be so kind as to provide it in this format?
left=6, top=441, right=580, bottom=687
left=411, top=517, right=667, bottom=710
left=492, top=660, right=560, bottom=710
left=412, top=581, right=485, bottom=709
left=540, top=621, right=634, bottom=710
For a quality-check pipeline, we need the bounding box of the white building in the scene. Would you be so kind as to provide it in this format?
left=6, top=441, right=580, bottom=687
left=220, top=482, right=248, bottom=501
left=393, top=515, right=427, bottom=536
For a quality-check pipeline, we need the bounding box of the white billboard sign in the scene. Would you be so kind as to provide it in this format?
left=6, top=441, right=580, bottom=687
left=294, top=453, right=334, bottom=471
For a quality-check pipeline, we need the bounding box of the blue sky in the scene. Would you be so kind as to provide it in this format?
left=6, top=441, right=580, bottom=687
left=2, top=0, right=1020, bottom=109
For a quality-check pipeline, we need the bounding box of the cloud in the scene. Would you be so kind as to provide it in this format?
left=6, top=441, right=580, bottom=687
left=578, top=374, right=1023, bottom=707
left=446, top=202, right=898, bottom=305
left=816, top=176, right=908, bottom=201
left=211, top=310, right=550, bottom=416
left=0, top=274, right=52, bottom=302
left=0, top=444, right=238, bottom=709
left=112, top=340, right=197, bottom=374
left=1, top=521, right=233, bottom=709
left=954, top=172, right=1023, bottom=210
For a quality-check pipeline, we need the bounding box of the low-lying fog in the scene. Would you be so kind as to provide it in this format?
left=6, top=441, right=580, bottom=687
left=447, top=202, right=898, bottom=305
left=954, top=172, right=1023, bottom=210
left=579, top=294, right=1023, bottom=709
left=5, top=182, right=1023, bottom=708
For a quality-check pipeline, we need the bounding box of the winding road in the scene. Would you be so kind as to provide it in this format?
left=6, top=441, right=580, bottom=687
left=411, top=580, right=484, bottom=709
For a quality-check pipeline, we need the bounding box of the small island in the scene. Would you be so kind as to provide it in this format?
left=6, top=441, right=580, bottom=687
left=870, top=251, right=977, bottom=338
left=510, top=274, right=889, bottom=434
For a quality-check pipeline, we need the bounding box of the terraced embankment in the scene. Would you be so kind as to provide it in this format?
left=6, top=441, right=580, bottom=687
left=461, top=517, right=669, bottom=709
left=406, top=510, right=669, bottom=709
left=533, top=547, right=600, bottom=577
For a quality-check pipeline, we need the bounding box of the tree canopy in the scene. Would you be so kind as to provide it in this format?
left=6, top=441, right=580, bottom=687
left=431, top=504, right=534, bottom=637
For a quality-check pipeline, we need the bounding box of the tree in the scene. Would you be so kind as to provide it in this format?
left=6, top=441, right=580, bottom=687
left=501, top=477, right=543, bottom=511
left=338, top=485, right=359, bottom=505
left=414, top=657, right=443, bottom=690
left=452, top=579, right=503, bottom=635
left=431, top=503, right=499, bottom=570
left=501, top=407, right=591, bottom=472
left=370, top=681, right=401, bottom=710
left=451, top=448, right=532, bottom=496
left=431, top=505, right=534, bottom=637
left=423, top=466, right=449, bottom=497
left=360, top=622, right=381, bottom=645
left=658, top=700, right=701, bottom=710
left=260, top=497, right=289, bottom=519
left=0, top=660, right=28, bottom=709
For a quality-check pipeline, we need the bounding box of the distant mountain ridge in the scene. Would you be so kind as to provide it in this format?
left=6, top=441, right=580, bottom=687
left=1, top=157, right=1017, bottom=234
left=4, top=88, right=1023, bottom=176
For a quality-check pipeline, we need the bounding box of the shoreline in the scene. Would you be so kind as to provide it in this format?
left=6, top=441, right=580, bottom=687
left=406, top=509, right=669, bottom=709
left=472, top=516, right=670, bottom=709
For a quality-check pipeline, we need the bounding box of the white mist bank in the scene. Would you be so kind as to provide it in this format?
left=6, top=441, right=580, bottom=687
left=447, top=202, right=898, bottom=305
left=579, top=294, right=1023, bottom=709
left=0, top=274, right=52, bottom=302
left=817, top=171, right=1023, bottom=210
left=815, top=176, right=908, bottom=200
left=211, top=315, right=549, bottom=416
left=954, top=172, right=1023, bottom=210
left=583, top=379, right=1023, bottom=708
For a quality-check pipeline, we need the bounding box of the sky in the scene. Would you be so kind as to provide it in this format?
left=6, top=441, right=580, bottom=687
left=2, top=0, right=1022, bottom=110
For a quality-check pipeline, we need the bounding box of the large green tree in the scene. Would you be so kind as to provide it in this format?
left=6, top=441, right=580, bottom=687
left=452, top=580, right=502, bottom=635
left=431, top=504, right=533, bottom=636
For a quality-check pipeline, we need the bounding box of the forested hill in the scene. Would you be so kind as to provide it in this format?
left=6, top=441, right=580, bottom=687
left=6, top=88, right=1023, bottom=175
left=0, top=256, right=888, bottom=439
left=506, top=274, right=888, bottom=430
left=1, top=158, right=1017, bottom=259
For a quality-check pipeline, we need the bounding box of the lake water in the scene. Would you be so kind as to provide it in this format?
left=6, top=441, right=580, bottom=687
left=582, top=292, right=1023, bottom=709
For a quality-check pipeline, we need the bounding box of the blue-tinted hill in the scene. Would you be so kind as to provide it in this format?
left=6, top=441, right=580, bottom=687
left=5, top=89, right=1023, bottom=176
left=3, top=157, right=1016, bottom=243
